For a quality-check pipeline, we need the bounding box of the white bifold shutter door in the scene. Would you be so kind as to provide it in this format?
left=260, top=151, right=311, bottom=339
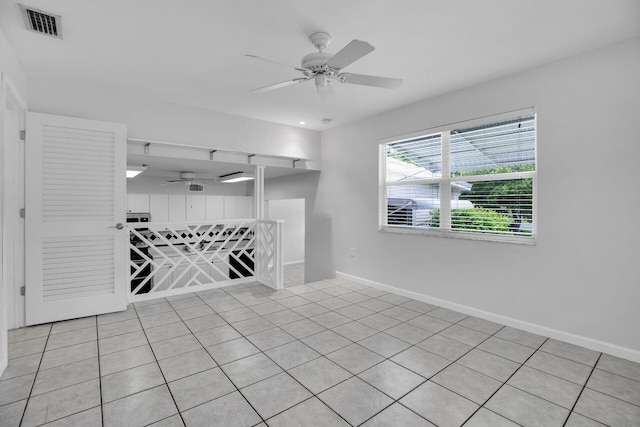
left=25, top=112, right=128, bottom=325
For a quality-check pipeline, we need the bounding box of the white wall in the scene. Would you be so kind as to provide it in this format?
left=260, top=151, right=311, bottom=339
left=267, top=199, right=305, bottom=264
left=26, top=77, right=322, bottom=170
left=317, top=37, right=640, bottom=360
left=0, top=26, right=27, bottom=97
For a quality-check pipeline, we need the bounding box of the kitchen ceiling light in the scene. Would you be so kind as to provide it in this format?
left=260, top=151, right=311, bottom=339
left=219, top=171, right=254, bottom=183
left=126, top=165, right=146, bottom=178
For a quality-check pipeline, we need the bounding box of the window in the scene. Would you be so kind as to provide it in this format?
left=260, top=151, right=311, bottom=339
left=380, top=109, right=536, bottom=243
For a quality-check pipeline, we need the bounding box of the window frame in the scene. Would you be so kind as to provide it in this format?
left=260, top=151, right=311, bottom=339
left=379, top=108, right=537, bottom=245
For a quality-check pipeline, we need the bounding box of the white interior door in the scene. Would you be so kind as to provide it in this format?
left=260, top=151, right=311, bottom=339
left=25, top=112, right=128, bottom=325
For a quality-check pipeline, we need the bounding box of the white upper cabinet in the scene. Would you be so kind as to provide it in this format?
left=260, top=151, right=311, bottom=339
left=149, top=194, right=169, bottom=222
left=168, top=194, right=186, bottom=221
left=224, top=195, right=253, bottom=219
left=127, top=193, right=150, bottom=213
left=236, top=196, right=253, bottom=219
left=223, top=195, right=237, bottom=219
left=131, top=193, right=254, bottom=221
left=206, top=195, right=224, bottom=220
left=186, top=195, right=206, bottom=221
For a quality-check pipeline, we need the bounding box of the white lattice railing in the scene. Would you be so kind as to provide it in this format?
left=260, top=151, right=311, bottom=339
left=128, top=219, right=283, bottom=301
left=256, top=220, right=283, bottom=290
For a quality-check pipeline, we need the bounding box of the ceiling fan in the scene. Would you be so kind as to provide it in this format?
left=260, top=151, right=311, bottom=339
left=162, top=171, right=213, bottom=192
left=246, top=32, right=402, bottom=93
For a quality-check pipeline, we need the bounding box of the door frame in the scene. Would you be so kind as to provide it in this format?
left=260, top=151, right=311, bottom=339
left=0, top=73, right=27, bottom=376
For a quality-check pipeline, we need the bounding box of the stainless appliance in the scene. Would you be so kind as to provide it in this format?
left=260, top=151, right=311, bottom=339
left=126, top=212, right=150, bottom=226
left=127, top=213, right=151, bottom=293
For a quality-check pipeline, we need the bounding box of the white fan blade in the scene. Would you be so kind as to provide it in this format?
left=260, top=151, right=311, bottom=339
left=339, top=73, right=402, bottom=89
left=325, top=40, right=375, bottom=70
left=245, top=54, right=308, bottom=73
left=251, top=77, right=310, bottom=93
left=160, top=181, right=182, bottom=187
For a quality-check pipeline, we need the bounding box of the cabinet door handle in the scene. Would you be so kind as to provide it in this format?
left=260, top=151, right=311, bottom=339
left=110, top=223, right=125, bottom=230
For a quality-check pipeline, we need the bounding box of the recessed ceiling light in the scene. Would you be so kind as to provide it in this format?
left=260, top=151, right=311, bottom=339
left=299, top=121, right=306, bottom=125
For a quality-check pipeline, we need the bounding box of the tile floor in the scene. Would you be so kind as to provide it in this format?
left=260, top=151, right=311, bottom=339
left=283, top=262, right=304, bottom=288
left=2, top=278, right=640, bottom=426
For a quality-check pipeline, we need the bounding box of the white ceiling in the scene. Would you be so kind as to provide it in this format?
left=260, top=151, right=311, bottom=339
left=1, top=0, right=639, bottom=131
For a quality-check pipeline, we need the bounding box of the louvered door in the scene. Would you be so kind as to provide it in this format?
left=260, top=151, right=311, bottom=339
left=25, top=112, right=127, bottom=325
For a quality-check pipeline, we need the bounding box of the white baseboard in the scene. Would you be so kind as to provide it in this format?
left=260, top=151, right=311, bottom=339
left=336, top=271, right=640, bottom=364
left=283, top=260, right=305, bottom=266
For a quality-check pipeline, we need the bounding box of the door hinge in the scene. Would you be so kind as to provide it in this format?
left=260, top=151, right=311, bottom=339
left=19, top=208, right=25, bottom=218
left=19, top=130, right=25, bottom=140
left=20, top=286, right=25, bottom=296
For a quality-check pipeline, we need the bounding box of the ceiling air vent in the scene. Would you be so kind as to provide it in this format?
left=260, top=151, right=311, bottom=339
left=188, top=183, right=204, bottom=193
left=20, top=4, right=62, bottom=39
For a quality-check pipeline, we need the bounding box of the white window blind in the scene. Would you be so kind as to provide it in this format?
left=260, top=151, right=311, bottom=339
left=380, top=110, right=536, bottom=243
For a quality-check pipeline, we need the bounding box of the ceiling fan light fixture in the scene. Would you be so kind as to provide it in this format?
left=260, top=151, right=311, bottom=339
left=315, top=74, right=328, bottom=88
left=219, top=172, right=254, bottom=183
left=126, top=165, right=146, bottom=178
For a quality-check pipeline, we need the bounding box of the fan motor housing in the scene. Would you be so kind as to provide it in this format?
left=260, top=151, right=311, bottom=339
left=301, top=52, right=333, bottom=72
left=179, top=171, right=196, bottom=181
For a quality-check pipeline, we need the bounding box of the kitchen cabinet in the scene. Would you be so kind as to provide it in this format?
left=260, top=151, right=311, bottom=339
left=191, top=255, right=212, bottom=285
left=127, top=194, right=150, bottom=213
left=153, top=262, right=173, bottom=291
left=224, top=195, right=253, bottom=219
left=190, top=252, right=229, bottom=284
left=186, top=195, right=206, bottom=221
left=171, top=259, right=190, bottom=289
left=151, top=250, right=191, bottom=290
left=236, top=196, right=253, bottom=218
left=133, top=193, right=254, bottom=221
left=149, top=194, right=169, bottom=222
left=205, top=195, right=224, bottom=220
left=223, top=196, right=237, bottom=219
left=151, top=247, right=234, bottom=291
left=212, top=258, right=228, bottom=282
left=168, top=194, right=186, bottom=221
left=191, top=258, right=208, bottom=285
left=209, top=251, right=229, bottom=282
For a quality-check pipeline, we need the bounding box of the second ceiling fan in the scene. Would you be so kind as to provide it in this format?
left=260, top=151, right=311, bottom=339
left=246, top=32, right=402, bottom=93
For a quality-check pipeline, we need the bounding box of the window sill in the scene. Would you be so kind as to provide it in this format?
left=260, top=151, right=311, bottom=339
left=380, top=225, right=537, bottom=246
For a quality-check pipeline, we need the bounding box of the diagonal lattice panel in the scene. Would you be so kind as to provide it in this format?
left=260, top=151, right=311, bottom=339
left=128, top=220, right=261, bottom=297
left=255, top=220, right=282, bottom=289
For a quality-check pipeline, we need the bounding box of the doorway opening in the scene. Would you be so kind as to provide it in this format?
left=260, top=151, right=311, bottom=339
left=266, top=198, right=305, bottom=287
